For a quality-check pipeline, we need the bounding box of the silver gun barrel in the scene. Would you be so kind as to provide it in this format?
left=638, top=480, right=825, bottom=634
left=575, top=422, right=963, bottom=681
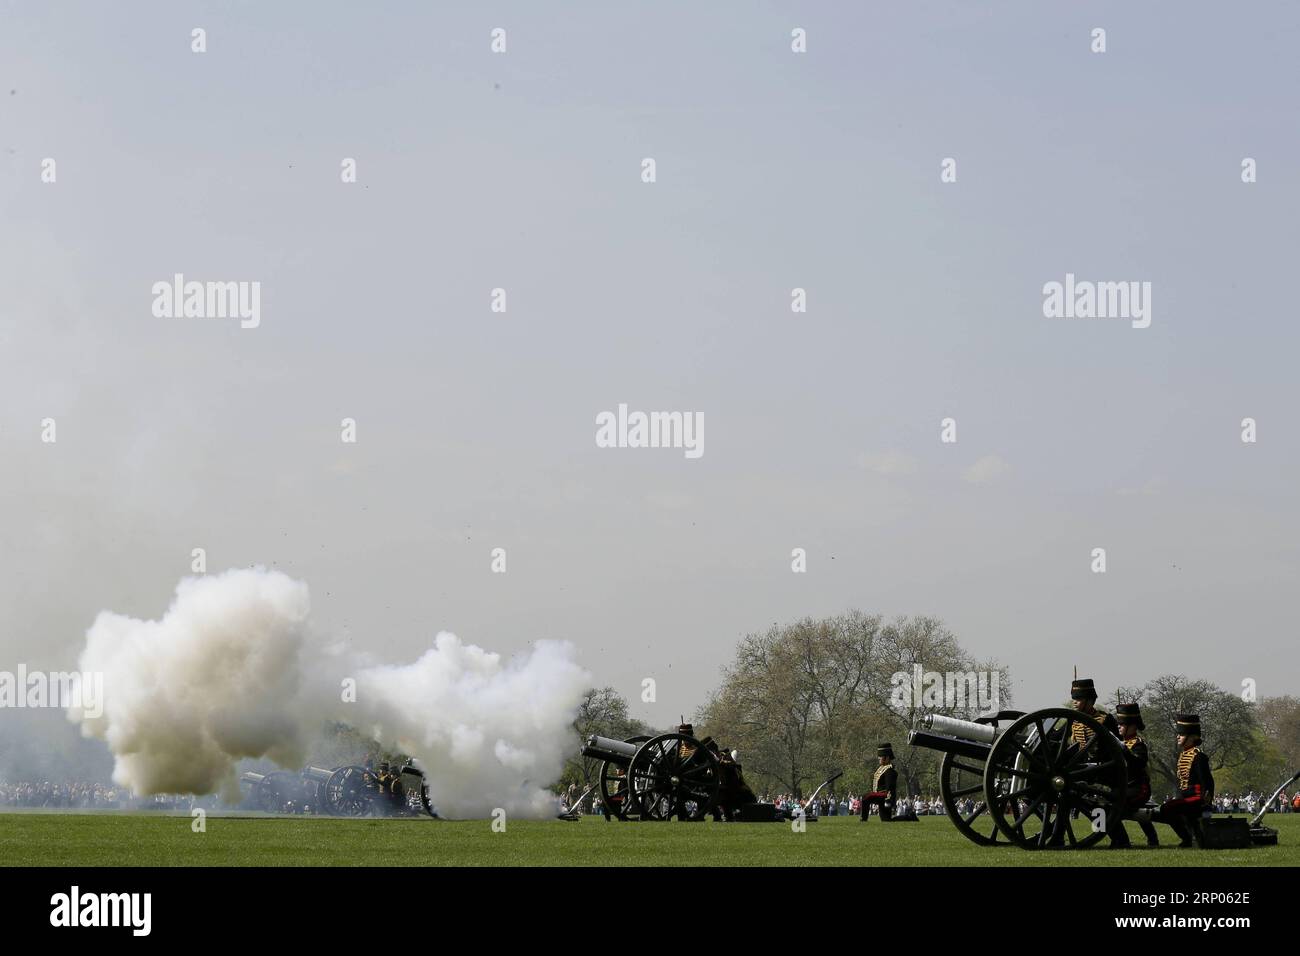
left=920, top=714, right=1001, bottom=744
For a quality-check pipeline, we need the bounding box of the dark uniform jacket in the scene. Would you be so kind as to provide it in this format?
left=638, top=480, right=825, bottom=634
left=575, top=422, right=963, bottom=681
left=1121, top=735, right=1153, bottom=806
left=870, top=764, right=897, bottom=803
left=1175, top=746, right=1214, bottom=806
left=1070, top=707, right=1120, bottom=747
left=1123, top=736, right=1150, bottom=784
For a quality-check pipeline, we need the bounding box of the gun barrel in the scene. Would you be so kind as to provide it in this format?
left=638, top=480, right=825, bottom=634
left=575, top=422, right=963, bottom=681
left=582, top=735, right=641, bottom=764
left=921, top=714, right=1001, bottom=743
left=907, top=729, right=992, bottom=761
left=301, top=766, right=334, bottom=783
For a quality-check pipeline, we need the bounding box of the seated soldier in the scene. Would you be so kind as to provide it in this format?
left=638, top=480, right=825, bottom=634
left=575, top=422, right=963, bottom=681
left=1153, top=714, right=1215, bottom=848
left=1108, top=702, right=1159, bottom=848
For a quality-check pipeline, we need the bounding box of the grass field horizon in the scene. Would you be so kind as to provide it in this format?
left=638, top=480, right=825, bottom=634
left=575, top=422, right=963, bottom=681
left=2, top=812, right=1294, bottom=867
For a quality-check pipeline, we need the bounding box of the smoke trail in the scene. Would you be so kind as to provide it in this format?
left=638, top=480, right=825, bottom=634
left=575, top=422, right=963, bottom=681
left=68, top=568, right=591, bottom=817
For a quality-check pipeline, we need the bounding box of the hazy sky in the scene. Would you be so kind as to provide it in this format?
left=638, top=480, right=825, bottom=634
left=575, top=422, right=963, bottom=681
left=2, top=1, right=1297, bottom=729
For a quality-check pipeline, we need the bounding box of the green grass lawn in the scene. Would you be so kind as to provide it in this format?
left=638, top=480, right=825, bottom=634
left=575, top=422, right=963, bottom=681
left=2, top=811, right=1296, bottom=866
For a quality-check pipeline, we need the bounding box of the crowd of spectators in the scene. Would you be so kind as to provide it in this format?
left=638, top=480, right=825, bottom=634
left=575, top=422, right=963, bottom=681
left=0, top=780, right=209, bottom=811
left=1211, top=791, right=1296, bottom=814
left=0, top=780, right=122, bottom=808
left=760, top=793, right=951, bottom=817
left=764, top=789, right=1298, bottom=818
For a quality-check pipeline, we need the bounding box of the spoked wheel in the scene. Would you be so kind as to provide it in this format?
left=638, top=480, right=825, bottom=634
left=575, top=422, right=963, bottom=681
left=983, top=707, right=1127, bottom=849
left=599, top=735, right=650, bottom=820
left=939, top=711, right=1023, bottom=846
left=627, top=733, right=720, bottom=821
left=254, top=772, right=299, bottom=813
left=323, top=766, right=373, bottom=817
left=942, top=753, right=997, bottom=843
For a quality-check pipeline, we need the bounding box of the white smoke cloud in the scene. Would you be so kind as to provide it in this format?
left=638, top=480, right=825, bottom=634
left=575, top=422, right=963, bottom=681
left=71, top=568, right=313, bottom=800
left=68, top=568, right=590, bottom=817
left=352, top=635, right=590, bottom=818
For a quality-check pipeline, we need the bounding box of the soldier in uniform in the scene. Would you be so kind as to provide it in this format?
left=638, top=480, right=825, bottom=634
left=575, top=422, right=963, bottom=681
left=1108, top=702, right=1159, bottom=848
left=1042, top=677, right=1120, bottom=844
left=1154, top=714, right=1215, bottom=847
left=1067, top=677, right=1120, bottom=745
left=707, top=741, right=757, bottom=822
left=860, top=744, right=898, bottom=822
left=673, top=721, right=699, bottom=821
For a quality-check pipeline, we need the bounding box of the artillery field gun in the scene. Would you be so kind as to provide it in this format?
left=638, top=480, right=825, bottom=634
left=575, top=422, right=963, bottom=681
left=583, top=730, right=774, bottom=821
left=911, top=707, right=1288, bottom=850
left=910, top=707, right=1133, bottom=848
left=239, top=763, right=435, bottom=818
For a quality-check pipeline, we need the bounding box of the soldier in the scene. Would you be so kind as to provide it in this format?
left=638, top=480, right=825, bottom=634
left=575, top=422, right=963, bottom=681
left=1108, top=702, right=1159, bottom=848
left=677, top=721, right=696, bottom=759
left=1067, top=677, right=1120, bottom=745
left=709, top=743, right=757, bottom=822
left=1040, top=677, right=1120, bottom=845
left=1154, top=714, right=1215, bottom=848
left=373, top=762, right=392, bottom=814
left=860, top=744, right=898, bottom=822
left=389, top=768, right=406, bottom=811
left=673, top=721, right=698, bottom=821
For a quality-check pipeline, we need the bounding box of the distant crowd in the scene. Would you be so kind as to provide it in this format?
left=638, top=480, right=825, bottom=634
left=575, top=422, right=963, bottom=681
left=583, top=788, right=1299, bottom=819
left=0, top=780, right=204, bottom=811
left=0, top=781, right=123, bottom=809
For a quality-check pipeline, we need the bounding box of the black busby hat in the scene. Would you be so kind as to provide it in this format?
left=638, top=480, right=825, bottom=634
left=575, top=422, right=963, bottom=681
left=677, top=722, right=694, bottom=737
left=877, top=743, right=894, bottom=759
left=1175, top=714, right=1201, bottom=737
left=1070, top=677, right=1098, bottom=701
left=1115, top=702, right=1145, bottom=730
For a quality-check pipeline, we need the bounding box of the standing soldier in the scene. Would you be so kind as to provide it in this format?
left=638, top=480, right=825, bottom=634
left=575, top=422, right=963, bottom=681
left=1108, top=702, right=1159, bottom=848
left=860, top=744, right=898, bottom=823
left=1155, top=714, right=1215, bottom=847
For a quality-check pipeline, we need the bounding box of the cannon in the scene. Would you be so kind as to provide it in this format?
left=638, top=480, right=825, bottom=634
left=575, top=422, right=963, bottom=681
left=239, top=770, right=317, bottom=814
left=909, top=707, right=1128, bottom=849
left=239, top=763, right=436, bottom=818
left=584, top=732, right=724, bottom=821
left=301, top=765, right=372, bottom=816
